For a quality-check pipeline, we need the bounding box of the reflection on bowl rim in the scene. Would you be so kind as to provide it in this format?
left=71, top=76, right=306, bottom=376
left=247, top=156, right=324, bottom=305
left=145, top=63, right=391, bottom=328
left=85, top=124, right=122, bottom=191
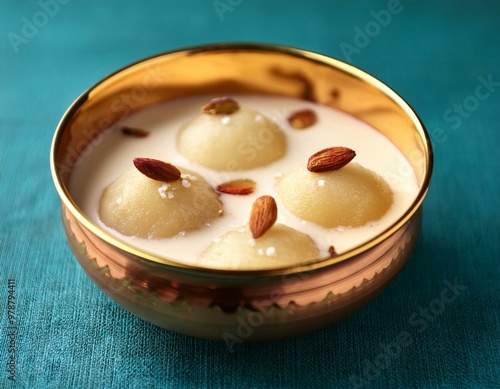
left=50, top=42, right=433, bottom=275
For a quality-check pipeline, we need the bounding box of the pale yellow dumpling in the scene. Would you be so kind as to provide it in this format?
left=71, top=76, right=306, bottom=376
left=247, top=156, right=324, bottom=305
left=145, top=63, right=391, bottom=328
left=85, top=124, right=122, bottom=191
left=276, top=163, right=393, bottom=228
left=176, top=105, right=286, bottom=170
left=99, top=168, right=222, bottom=239
left=200, top=224, right=319, bottom=270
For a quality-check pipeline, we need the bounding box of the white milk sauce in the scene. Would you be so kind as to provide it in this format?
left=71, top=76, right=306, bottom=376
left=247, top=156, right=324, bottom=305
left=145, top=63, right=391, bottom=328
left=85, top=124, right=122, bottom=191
left=70, top=95, right=419, bottom=268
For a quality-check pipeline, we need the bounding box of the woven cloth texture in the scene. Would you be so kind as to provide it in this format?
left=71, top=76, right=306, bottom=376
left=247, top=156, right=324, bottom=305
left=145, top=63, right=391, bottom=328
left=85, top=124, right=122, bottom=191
left=1, top=0, right=499, bottom=388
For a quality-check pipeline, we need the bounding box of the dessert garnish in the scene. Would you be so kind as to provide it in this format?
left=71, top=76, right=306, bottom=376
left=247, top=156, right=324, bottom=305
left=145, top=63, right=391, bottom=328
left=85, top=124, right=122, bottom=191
left=328, top=245, right=338, bottom=258
left=287, top=108, right=317, bottom=129
left=201, top=97, right=240, bottom=115
left=133, top=157, right=181, bottom=182
left=121, top=126, right=150, bottom=138
left=217, top=179, right=256, bottom=195
left=307, top=146, right=356, bottom=172
left=249, top=195, right=278, bottom=239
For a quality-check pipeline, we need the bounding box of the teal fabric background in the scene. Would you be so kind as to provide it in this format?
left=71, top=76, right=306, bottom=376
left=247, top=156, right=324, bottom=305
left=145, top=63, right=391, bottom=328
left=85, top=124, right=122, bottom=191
left=1, top=0, right=499, bottom=388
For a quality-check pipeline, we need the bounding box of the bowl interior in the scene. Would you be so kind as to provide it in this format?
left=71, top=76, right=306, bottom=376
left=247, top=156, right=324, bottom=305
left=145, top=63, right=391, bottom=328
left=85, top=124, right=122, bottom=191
left=51, top=43, right=433, bottom=272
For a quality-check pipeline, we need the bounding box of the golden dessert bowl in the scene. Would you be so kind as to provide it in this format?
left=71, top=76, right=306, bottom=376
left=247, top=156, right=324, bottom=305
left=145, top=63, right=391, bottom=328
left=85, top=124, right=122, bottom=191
left=50, top=43, right=433, bottom=343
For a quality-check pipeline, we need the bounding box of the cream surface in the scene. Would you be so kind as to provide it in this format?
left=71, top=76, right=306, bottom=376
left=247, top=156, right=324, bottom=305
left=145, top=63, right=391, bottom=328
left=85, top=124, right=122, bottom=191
left=69, top=94, right=419, bottom=269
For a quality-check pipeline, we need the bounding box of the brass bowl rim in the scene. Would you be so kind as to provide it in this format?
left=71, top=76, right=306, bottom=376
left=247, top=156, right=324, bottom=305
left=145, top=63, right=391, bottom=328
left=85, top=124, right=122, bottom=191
left=50, top=42, right=433, bottom=276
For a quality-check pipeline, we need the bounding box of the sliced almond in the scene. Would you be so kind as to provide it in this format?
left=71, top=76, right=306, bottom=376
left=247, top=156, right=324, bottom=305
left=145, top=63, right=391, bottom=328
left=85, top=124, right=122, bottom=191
left=307, top=147, right=356, bottom=172
left=249, top=195, right=278, bottom=239
left=121, top=126, right=150, bottom=138
left=201, top=97, right=240, bottom=115
left=287, top=108, right=317, bottom=129
left=133, top=158, right=181, bottom=182
left=217, top=179, right=256, bottom=195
